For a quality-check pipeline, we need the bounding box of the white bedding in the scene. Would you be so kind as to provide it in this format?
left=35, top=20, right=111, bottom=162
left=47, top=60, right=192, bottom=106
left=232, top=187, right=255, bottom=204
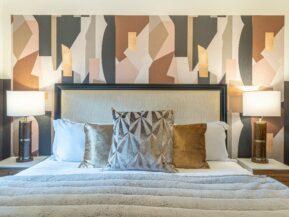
left=1, top=169, right=289, bottom=217
left=17, top=157, right=251, bottom=176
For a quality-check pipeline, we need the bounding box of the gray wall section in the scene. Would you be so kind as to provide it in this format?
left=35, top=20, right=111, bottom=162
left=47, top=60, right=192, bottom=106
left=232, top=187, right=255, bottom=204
left=34, top=16, right=52, bottom=56
left=238, top=16, right=252, bottom=85
left=284, top=81, right=289, bottom=165
left=0, top=79, right=11, bottom=160
left=198, top=72, right=210, bottom=84
left=238, top=114, right=252, bottom=158
left=35, top=111, right=51, bottom=156
left=62, top=71, right=74, bottom=83
left=57, top=16, right=81, bottom=69
left=170, top=16, right=188, bottom=57
left=192, top=16, right=217, bottom=69
left=102, top=16, right=116, bottom=83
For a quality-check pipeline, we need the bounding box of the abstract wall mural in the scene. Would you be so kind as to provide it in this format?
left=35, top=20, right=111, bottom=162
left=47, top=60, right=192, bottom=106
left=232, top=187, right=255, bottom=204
left=11, top=15, right=286, bottom=162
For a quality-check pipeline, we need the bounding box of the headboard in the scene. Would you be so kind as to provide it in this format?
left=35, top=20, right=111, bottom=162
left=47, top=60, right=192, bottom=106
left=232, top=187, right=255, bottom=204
left=54, top=84, right=227, bottom=124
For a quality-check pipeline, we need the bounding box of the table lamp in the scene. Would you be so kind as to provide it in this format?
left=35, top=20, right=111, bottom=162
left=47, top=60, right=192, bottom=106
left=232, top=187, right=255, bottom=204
left=243, top=91, right=281, bottom=164
left=6, top=91, right=45, bottom=162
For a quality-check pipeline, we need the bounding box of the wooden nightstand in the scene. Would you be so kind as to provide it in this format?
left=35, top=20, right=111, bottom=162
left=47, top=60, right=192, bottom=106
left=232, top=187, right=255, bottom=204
left=0, top=156, right=48, bottom=177
left=237, top=158, right=289, bottom=187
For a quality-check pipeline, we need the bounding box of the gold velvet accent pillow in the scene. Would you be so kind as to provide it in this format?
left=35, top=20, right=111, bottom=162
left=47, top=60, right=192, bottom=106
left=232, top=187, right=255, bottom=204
left=173, top=124, right=209, bottom=169
left=79, top=123, right=113, bottom=168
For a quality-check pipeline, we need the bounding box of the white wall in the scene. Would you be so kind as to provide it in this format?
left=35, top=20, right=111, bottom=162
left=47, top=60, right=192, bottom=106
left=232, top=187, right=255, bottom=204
left=1, top=0, right=289, bottom=80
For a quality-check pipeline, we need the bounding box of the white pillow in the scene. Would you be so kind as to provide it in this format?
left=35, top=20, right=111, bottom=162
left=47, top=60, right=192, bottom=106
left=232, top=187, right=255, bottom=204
left=52, top=119, right=85, bottom=162
left=205, top=121, right=229, bottom=161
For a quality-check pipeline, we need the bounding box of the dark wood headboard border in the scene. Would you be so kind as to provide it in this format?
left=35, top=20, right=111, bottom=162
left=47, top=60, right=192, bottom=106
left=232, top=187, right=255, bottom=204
left=54, top=83, right=227, bottom=122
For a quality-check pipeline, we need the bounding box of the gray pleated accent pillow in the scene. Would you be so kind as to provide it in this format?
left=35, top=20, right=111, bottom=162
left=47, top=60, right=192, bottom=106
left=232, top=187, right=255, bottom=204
left=107, top=109, right=176, bottom=172
left=79, top=123, right=113, bottom=168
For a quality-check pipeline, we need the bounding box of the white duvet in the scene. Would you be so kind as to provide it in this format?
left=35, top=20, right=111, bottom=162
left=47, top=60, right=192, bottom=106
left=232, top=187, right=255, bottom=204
left=0, top=159, right=288, bottom=217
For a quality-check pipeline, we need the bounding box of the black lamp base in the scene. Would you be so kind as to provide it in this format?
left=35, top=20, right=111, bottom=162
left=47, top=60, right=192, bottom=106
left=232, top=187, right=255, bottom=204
left=18, top=120, right=33, bottom=162
left=251, top=120, right=268, bottom=164
left=16, top=157, right=33, bottom=162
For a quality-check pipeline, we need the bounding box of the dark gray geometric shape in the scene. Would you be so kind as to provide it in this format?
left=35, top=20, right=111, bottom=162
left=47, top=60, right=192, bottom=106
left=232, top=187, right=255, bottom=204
left=193, top=16, right=217, bottom=69
left=238, top=16, right=252, bottom=85
left=219, top=74, right=226, bottom=84
left=102, top=16, right=115, bottom=83
left=284, top=81, right=289, bottom=165
left=62, top=71, right=74, bottom=83
left=238, top=114, right=252, bottom=158
left=57, top=15, right=81, bottom=69
left=198, top=71, right=210, bottom=84
left=83, top=73, right=89, bottom=83
left=34, top=16, right=51, bottom=56
left=35, top=111, right=51, bottom=156
left=170, top=16, right=188, bottom=57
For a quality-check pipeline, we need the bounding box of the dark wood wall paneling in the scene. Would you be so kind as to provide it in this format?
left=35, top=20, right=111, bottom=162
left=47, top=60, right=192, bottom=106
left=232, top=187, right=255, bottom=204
left=0, top=79, right=11, bottom=160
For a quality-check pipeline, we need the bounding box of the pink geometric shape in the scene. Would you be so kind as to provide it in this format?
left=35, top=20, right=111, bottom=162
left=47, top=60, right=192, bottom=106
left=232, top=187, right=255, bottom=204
left=252, top=58, right=276, bottom=86
left=155, top=21, right=175, bottom=61
left=89, top=58, right=100, bottom=83
left=116, top=58, right=139, bottom=83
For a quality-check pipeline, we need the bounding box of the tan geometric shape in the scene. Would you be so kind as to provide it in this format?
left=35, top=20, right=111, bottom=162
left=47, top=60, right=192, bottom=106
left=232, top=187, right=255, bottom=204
left=149, top=21, right=168, bottom=60
left=13, top=51, right=39, bottom=90
left=228, top=95, right=243, bottom=113
left=128, top=32, right=137, bottom=51
left=265, top=32, right=274, bottom=51
left=266, top=133, right=274, bottom=154
left=149, top=16, right=161, bottom=32
left=252, top=16, right=284, bottom=62
left=61, top=44, right=72, bottom=76
left=154, top=21, right=174, bottom=61
left=198, top=45, right=208, bottom=78
left=149, top=52, right=174, bottom=84
left=228, top=84, right=244, bottom=113
left=19, top=20, right=39, bottom=60
left=115, top=16, right=149, bottom=62
left=187, top=16, right=193, bottom=71
left=12, top=15, right=25, bottom=32
left=13, top=20, right=33, bottom=59
left=124, top=25, right=150, bottom=71
left=51, top=16, right=57, bottom=70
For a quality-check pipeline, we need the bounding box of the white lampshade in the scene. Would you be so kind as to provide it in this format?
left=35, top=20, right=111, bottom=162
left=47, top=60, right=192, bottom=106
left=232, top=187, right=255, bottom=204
left=6, top=91, right=45, bottom=117
left=243, top=91, right=281, bottom=117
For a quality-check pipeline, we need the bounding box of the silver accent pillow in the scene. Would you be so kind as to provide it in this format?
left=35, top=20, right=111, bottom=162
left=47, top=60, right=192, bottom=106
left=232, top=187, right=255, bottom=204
left=107, top=109, right=176, bottom=172
left=79, top=123, right=113, bottom=168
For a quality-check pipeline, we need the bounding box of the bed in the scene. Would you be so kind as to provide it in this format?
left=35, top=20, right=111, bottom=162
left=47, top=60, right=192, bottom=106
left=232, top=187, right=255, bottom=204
left=0, top=83, right=289, bottom=217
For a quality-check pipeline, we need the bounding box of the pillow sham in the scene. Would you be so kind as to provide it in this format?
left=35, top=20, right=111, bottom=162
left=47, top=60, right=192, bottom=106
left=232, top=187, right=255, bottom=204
left=107, top=109, right=176, bottom=172
left=52, top=119, right=85, bottom=162
left=173, top=123, right=209, bottom=169
left=79, top=123, right=113, bottom=168
left=205, top=121, right=229, bottom=161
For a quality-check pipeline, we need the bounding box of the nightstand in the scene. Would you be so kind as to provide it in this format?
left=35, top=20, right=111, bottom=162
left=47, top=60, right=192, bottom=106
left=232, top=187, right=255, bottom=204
left=0, top=156, right=48, bottom=177
left=237, top=158, right=289, bottom=187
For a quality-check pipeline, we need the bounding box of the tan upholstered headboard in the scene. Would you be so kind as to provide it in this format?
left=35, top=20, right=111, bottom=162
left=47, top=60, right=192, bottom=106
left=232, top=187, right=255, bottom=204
left=54, top=84, right=227, bottom=124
